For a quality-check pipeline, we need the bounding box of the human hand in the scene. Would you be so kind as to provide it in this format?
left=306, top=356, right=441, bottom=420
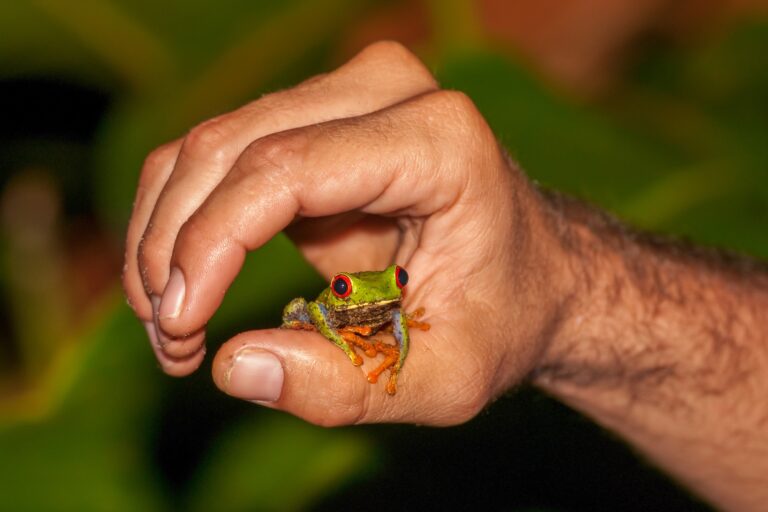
left=122, top=41, right=573, bottom=426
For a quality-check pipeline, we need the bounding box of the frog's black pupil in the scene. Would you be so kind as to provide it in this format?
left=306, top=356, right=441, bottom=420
left=397, top=268, right=409, bottom=287
left=333, top=277, right=348, bottom=296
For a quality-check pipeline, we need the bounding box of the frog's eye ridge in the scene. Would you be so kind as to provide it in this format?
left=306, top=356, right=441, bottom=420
left=395, top=266, right=408, bottom=289
left=332, top=274, right=352, bottom=298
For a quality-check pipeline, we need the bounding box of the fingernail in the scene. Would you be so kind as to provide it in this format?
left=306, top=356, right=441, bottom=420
left=144, top=320, right=159, bottom=348
left=159, top=267, right=185, bottom=319
left=151, top=295, right=169, bottom=349
left=226, top=348, right=284, bottom=402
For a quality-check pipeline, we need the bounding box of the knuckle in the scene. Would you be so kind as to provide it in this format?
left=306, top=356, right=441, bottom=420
left=182, top=116, right=232, bottom=164
left=361, top=40, right=415, bottom=63
left=139, top=142, right=177, bottom=189
left=241, top=131, right=309, bottom=177
left=433, top=89, right=480, bottom=122
left=426, top=89, right=496, bottom=153
left=359, top=40, right=437, bottom=87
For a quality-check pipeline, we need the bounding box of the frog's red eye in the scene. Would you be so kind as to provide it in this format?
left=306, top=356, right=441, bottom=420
left=331, top=274, right=352, bottom=298
left=395, top=266, right=408, bottom=289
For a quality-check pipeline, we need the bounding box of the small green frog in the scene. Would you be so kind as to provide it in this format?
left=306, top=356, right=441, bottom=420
left=281, top=264, right=429, bottom=395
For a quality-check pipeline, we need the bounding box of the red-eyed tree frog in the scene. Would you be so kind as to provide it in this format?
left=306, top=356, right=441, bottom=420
left=281, top=265, right=429, bottom=395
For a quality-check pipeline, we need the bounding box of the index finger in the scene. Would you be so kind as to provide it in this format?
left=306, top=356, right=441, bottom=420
left=157, top=90, right=500, bottom=337
left=126, top=41, right=438, bottom=321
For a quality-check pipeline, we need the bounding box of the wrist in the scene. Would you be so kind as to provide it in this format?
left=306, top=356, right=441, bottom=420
left=529, top=192, right=679, bottom=397
left=529, top=188, right=768, bottom=430
left=530, top=190, right=622, bottom=387
left=527, top=190, right=768, bottom=511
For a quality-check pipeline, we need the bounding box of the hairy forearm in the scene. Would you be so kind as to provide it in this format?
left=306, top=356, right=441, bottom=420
left=534, top=191, right=768, bottom=511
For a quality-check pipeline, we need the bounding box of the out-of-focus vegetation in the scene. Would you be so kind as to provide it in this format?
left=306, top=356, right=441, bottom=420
left=0, top=0, right=765, bottom=510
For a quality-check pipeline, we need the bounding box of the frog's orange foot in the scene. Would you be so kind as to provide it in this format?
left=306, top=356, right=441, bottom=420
left=408, top=319, right=430, bottom=331
left=367, top=341, right=400, bottom=393
left=406, top=308, right=430, bottom=330
left=341, top=331, right=378, bottom=358
left=340, top=325, right=375, bottom=336
left=382, top=308, right=430, bottom=333
left=408, top=307, right=425, bottom=319
left=385, top=373, right=398, bottom=396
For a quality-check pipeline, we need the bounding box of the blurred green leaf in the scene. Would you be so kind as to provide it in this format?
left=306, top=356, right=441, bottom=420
left=437, top=36, right=768, bottom=257
left=93, top=0, right=373, bottom=229
left=436, top=50, right=678, bottom=207
left=209, top=234, right=324, bottom=336
left=0, top=296, right=167, bottom=511
left=28, top=0, right=176, bottom=94
left=187, top=414, right=372, bottom=512
left=617, top=20, right=768, bottom=257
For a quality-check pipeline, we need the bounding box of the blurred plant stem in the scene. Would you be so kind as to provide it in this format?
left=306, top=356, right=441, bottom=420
left=0, top=169, right=70, bottom=383
left=168, top=0, right=370, bottom=128
left=426, top=0, right=486, bottom=55
left=622, top=159, right=747, bottom=228
left=28, top=0, right=176, bottom=94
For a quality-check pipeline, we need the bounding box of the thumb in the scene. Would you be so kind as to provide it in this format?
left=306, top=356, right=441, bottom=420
left=212, top=329, right=380, bottom=426
left=211, top=326, right=489, bottom=426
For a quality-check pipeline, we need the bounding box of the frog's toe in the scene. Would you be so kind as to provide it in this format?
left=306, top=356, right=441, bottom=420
left=408, top=307, right=425, bottom=319
left=281, top=320, right=315, bottom=331
left=367, top=344, right=399, bottom=393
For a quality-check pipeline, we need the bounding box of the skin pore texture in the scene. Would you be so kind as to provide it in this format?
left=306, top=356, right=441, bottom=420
left=122, top=42, right=768, bottom=511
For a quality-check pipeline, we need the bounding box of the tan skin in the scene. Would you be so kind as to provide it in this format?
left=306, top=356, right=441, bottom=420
left=123, top=42, right=768, bottom=510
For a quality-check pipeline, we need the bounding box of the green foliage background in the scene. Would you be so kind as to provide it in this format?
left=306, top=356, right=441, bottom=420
left=0, top=0, right=765, bottom=510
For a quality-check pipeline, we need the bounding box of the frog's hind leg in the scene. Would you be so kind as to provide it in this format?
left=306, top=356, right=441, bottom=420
left=339, top=328, right=378, bottom=358
left=387, top=310, right=410, bottom=395
left=369, top=310, right=410, bottom=395
left=281, top=298, right=314, bottom=330
left=367, top=341, right=399, bottom=386
left=307, top=302, right=363, bottom=366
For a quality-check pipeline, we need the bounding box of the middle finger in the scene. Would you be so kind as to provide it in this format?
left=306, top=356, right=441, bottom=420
left=135, top=42, right=438, bottom=366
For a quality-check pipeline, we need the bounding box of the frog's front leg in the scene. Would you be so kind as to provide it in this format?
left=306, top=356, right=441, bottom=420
left=306, top=301, right=364, bottom=366
left=281, top=298, right=313, bottom=330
